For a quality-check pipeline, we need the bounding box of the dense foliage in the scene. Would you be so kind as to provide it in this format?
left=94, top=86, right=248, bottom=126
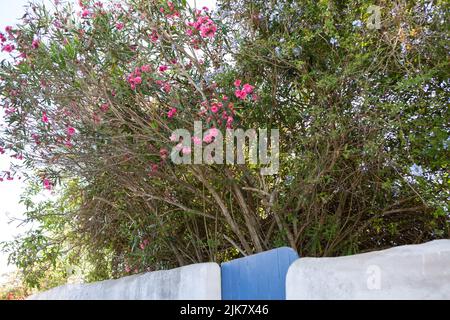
left=0, top=0, right=448, bottom=290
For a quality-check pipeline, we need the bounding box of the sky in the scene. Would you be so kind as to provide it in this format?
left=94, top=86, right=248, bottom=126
left=0, top=0, right=40, bottom=284
left=0, top=0, right=216, bottom=284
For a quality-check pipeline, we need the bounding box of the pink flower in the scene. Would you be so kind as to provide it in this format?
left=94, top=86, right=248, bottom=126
left=139, top=242, right=146, bottom=250
left=42, top=112, right=49, bottom=123
left=100, top=103, right=109, bottom=112
left=116, top=22, right=124, bottom=30
left=159, top=148, right=168, bottom=159
left=163, top=83, right=171, bottom=93
left=0, top=147, right=5, bottom=154
left=147, top=164, right=157, bottom=176
left=81, top=9, right=90, bottom=18
left=234, top=79, right=241, bottom=87
left=158, top=65, right=168, bottom=72
left=1, top=44, right=14, bottom=53
left=125, top=265, right=131, bottom=273
left=43, top=178, right=52, bottom=190
left=186, top=29, right=193, bottom=36
left=210, top=105, right=219, bottom=113
left=141, top=64, right=151, bottom=72
left=235, top=89, right=247, bottom=100
left=67, top=126, right=76, bottom=136
left=150, top=30, right=159, bottom=42
left=242, top=83, right=254, bottom=94
left=167, top=107, right=177, bottom=118
left=65, top=139, right=73, bottom=148
left=127, top=71, right=144, bottom=89
left=200, top=20, right=217, bottom=38
left=32, top=39, right=40, bottom=49
left=5, top=26, right=12, bottom=33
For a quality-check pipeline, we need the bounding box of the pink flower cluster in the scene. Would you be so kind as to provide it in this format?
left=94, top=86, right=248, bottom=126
left=167, top=107, right=177, bottom=118
left=100, top=103, right=109, bottom=112
left=210, top=101, right=222, bottom=113
left=115, top=22, right=124, bottom=30
left=203, top=127, right=219, bottom=143
left=187, top=11, right=217, bottom=39
left=32, top=39, right=40, bottom=49
left=234, top=79, right=256, bottom=100
left=158, top=65, right=168, bottom=72
left=161, top=1, right=180, bottom=19
left=127, top=65, right=152, bottom=90
left=154, top=79, right=171, bottom=93
left=197, top=95, right=235, bottom=128
left=81, top=9, right=90, bottom=18
left=139, top=239, right=150, bottom=250
left=1, top=43, right=15, bottom=53
left=0, top=29, right=12, bottom=51
left=67, top=126, right=76, bottom=136
left=148, top=163, right=158, bottom=174
left=42, top=112, right=49, bottom=123
left=150, top=30, right=159, bottom=43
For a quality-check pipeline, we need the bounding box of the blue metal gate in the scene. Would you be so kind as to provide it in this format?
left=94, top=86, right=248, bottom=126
left=221, top=247, right=299, bottom=300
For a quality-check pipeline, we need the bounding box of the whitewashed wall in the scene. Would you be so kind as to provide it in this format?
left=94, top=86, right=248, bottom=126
left=28, top=262, right=221, bottom=300
left=286, top=240, right=450, bottom=299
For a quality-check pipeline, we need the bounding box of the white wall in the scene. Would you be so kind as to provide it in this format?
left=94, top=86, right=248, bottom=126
left=28, top=262, right=221, bottom=300
left=286, top=240, right=450, bottom=299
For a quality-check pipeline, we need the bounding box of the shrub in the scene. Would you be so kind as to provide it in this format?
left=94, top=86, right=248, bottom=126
left=0, top=0, right=448, bottom=288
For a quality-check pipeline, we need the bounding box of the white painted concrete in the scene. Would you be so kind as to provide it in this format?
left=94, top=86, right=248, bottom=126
left=28, top=262, right=221, bottom=300
left=286, top=240, right=450, bottom=299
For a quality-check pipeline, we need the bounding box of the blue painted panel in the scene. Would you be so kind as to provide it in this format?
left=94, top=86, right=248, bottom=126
left=221, top=247, right=299, bottom=300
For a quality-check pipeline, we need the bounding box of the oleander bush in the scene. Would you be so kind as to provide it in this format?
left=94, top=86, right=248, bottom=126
left=0, top=0, right=448, bottom=289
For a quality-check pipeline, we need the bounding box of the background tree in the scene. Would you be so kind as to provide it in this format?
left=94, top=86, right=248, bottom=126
left=0, top=0, right=448, bottom=290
